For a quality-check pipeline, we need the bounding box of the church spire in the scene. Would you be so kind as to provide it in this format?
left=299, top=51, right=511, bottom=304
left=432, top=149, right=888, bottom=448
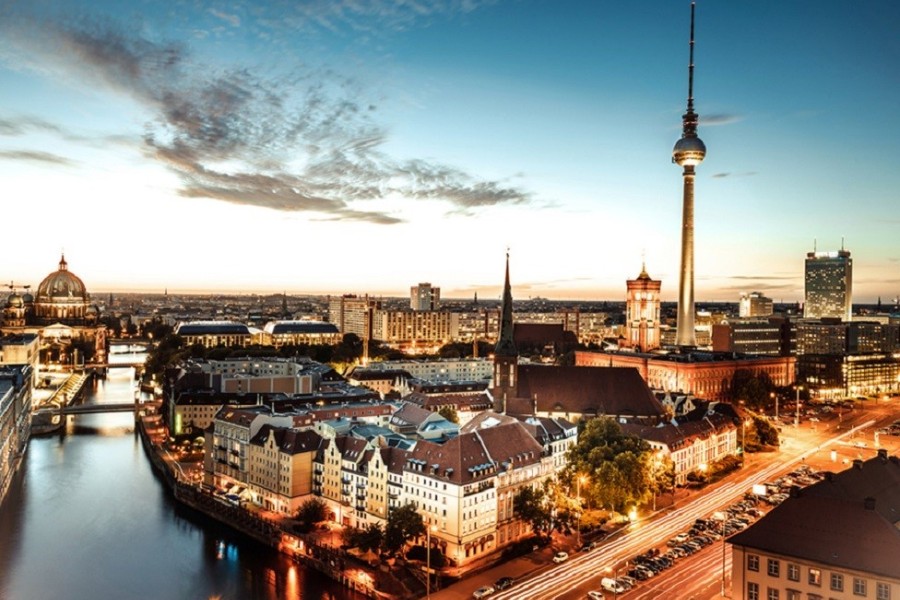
left=494, top=250, right=517, bottom=357
left=491, top=251, right=518, bottom=413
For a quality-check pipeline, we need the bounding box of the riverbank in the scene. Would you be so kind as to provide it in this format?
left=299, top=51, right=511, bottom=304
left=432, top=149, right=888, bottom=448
left=136, top=412, right=399, bottom=599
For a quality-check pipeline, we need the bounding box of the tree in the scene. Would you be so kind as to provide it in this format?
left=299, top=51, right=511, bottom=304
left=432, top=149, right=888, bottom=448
left=732, top=369, right=775, bottom=409
left=383, top=503, right=425, bottom=556
left=564, top=417, right=653, bottom=513
left=513, top=485, right=554, bottom=539
left=344, top=523, right=384, bottom=554
left=648, top=454, right=676, bottom=503
left=438, top=406, right=459, bottom=424
left=752, top=415, right=780, bottom=447
left=295, top=497, right=329, bottom=526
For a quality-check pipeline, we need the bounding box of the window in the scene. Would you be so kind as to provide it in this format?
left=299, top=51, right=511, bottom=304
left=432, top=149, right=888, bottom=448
left=767, top=588, right=780, bottom=600
left=768, top=559, right=781, bottom=578
left=854, top=578, right=867, bottom=597
left=788, top=564, right=800, bottom=582
left=747, top=582, right=759, bottom=600
left=748, top=554, right=760, bottom=572
left=786, top=591, right=800, bottom=600
left=809, top=568, right=822, bottom=586
left=832, top=573, right=844, bottom=592
left=876, top=582, right=890, bottom=600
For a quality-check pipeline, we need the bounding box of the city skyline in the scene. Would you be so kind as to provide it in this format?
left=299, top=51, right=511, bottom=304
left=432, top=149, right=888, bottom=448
left=2, top=1, right=899, bottom=302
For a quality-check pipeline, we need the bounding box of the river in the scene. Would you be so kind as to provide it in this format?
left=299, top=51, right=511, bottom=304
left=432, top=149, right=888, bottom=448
left=0, top=346, right=356, bottom=600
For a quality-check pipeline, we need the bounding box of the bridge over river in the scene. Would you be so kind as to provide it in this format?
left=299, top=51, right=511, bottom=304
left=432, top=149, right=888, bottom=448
left=34, top=402, right=139, bottom=416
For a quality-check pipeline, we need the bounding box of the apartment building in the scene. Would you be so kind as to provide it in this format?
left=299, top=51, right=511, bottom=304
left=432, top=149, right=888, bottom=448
left=247, top=425, right=322, bottom=514
left=730, top=451, right=899, bottom=600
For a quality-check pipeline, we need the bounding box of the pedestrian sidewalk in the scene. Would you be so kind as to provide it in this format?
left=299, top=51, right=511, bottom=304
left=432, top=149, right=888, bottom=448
left=431, top=544, right=557, bottom=600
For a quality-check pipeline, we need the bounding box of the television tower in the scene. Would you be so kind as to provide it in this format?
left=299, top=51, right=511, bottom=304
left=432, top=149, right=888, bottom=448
left=672, top=1, right=706, bottom=348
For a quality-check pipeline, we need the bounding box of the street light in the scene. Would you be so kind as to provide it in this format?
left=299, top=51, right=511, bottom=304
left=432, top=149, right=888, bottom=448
left=772, top=392, right=778, bottom=423
left=576, top=474, right=587, bottom=547
left=426, top=522, right=437, bottom=600
left=606, top=565, right=621, bottom=600
left=720, top=516, right=727, bottom=596
left=795, top=385, right=803, bottom=428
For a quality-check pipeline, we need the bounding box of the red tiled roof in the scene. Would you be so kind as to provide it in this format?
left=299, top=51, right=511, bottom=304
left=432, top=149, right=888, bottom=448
left=406, top=419, right=544, bottom=485
left=506, top=365, right=664, bottom=418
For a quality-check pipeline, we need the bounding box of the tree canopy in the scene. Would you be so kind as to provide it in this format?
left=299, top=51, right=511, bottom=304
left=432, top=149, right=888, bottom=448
left=732, top=369, right=775, bottom=410
left=383, top=503, right=425, bottom=556
left=564, top=417, right=654, bottom=513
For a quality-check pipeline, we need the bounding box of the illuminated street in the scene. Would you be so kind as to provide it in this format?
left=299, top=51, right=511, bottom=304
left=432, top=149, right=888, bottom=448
left=435, top=398, right=898, bottom=600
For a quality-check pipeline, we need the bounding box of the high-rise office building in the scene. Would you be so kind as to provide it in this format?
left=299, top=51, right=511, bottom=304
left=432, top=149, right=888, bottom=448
left=804, top=248, right=852, bottom=321
left=410, top=282, right=440, bottom=311
left=739, top=292, right=773, bottom=318
left=672, top=2, right=706, bottom=348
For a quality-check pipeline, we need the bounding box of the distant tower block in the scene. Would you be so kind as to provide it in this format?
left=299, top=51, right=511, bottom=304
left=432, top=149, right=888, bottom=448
left=672, top=1, right=706, bottom=348
left=625, top=264, right=662, bottom=352
left=804, top=246, right=853, bottom=321
left=410, top=282, right=441, bottom=311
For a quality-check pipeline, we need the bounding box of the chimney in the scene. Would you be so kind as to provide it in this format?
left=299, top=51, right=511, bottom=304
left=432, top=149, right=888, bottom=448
left=853, top=459, right=864, bottom=469
left=824, top=472, right=834, bottom=482
left=789, top=485, right=801, bottom=498
left=877, top=448, right=888, bottom=461
left=864, top=497, right=876, bottom=510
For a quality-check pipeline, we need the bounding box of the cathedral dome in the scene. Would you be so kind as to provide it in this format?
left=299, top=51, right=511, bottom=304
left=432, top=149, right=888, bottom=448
left=36, top=255, right=89, bottom=302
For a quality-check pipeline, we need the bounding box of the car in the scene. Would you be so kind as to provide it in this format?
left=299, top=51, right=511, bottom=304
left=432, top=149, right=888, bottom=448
left=494, top=577, right=514, bottom=591
left=601, top=577, right=628, bottom=594
left=472, top=585, right=495, bottom=599
left=587, top=592, right=605, bottom=600
left=615, top=577, right=634, bottom=591
left=581, top=539, right=601, bottom=551
left=553, top=551, right=569, bottom=564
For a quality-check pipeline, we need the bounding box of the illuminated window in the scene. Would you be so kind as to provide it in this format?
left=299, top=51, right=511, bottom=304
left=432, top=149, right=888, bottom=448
left=809, top=568, right=822, bottom=586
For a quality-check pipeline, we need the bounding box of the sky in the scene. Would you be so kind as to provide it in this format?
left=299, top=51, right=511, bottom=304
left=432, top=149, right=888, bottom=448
left=1, top=1, right=899, bottom=303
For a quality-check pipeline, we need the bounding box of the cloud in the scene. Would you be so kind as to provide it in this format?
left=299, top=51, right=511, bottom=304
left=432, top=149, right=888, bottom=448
left=712, top=171, right=758, bottom=179
left=701, top=113, right=743, bottom=127
left=262, top=0, right=496, bottom=36
left=208, top=9, right=240, bottom=27
left=724, top=275, right=797, bottom=281
left=1, top=10, right=528, bottom=223
left=0, top=149, right=74, bottom=165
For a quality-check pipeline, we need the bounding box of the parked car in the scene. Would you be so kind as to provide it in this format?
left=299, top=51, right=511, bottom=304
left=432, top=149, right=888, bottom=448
left=553, top=551, right=569, bottom=564
left=494, top=577, right=514, bottom=591
left=601, top=577, right=627, bottom=593
left=587, top=592, right=605, bottom=600
left=473, top=585, right=495, bottom=599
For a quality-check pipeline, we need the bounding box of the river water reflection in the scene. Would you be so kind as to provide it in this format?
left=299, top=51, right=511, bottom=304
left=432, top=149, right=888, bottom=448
left=0, top=347, right=355, bottom=600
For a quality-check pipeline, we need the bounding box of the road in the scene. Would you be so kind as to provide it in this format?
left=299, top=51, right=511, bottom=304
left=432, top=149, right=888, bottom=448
left=484, top=398, right=898, bottom=600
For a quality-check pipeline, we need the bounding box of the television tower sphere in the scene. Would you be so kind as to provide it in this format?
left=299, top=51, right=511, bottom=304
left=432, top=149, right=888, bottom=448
left=673, top=135, right=706, bottom=167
